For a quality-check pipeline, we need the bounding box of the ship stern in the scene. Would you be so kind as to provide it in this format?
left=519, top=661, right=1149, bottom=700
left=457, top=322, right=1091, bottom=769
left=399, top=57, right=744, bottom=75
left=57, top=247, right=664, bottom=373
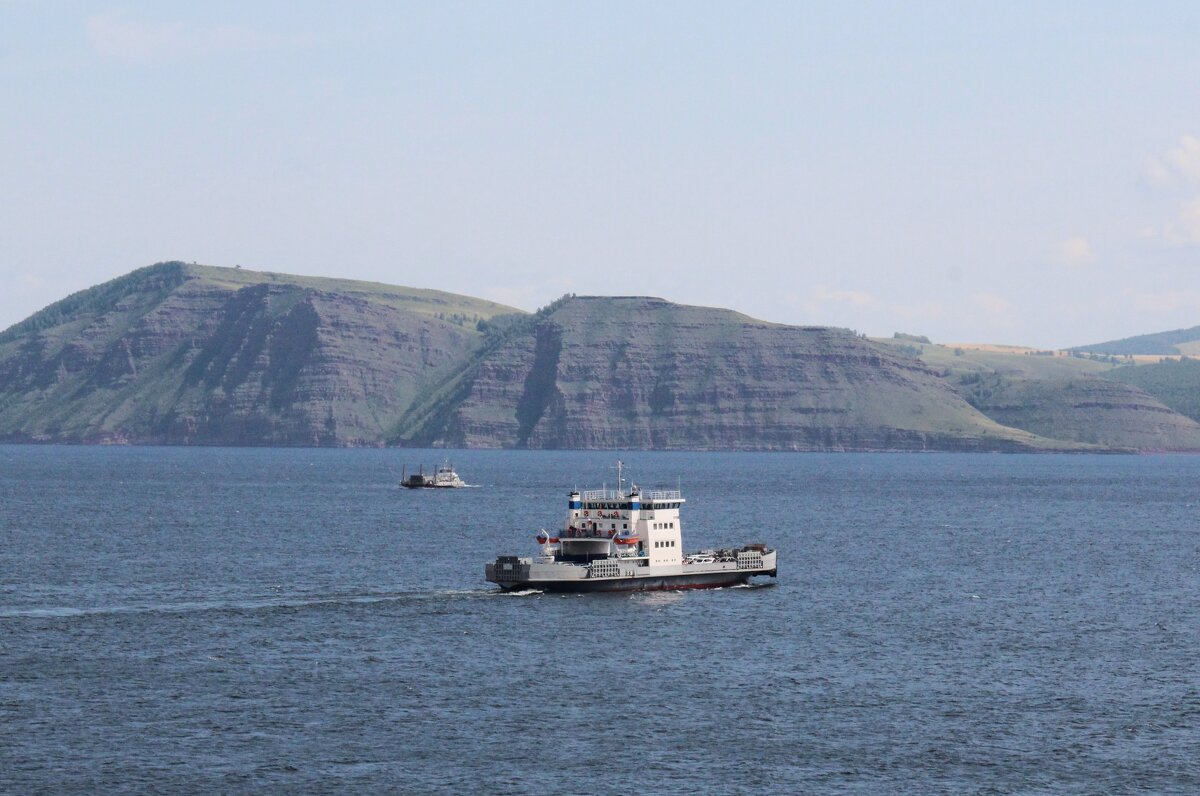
left=485, top=555, right=531, bottom=590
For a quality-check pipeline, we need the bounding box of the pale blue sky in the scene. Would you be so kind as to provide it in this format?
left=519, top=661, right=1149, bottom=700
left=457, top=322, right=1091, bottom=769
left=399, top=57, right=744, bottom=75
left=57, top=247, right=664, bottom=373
left=3, top=2, right=1200, bottom=347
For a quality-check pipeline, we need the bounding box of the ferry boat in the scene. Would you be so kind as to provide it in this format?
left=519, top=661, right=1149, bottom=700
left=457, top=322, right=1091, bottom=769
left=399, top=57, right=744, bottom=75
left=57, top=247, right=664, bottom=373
left=485, top=464, right=777, bottom=592
left=401, top=462, right=467, bottom=489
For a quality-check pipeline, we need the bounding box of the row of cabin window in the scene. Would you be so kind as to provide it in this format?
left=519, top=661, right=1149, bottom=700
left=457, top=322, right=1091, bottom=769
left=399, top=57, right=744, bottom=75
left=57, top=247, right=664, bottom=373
left=579, top=518, right=672, bottom=531
left=654, top=540, right=676, bottom=548
left=584, top=502, right=682, bottom=511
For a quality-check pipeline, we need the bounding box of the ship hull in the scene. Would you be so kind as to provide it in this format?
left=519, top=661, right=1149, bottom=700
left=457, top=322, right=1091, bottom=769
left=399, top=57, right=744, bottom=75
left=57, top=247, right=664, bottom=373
left=493, top=567, right=777, bottom=593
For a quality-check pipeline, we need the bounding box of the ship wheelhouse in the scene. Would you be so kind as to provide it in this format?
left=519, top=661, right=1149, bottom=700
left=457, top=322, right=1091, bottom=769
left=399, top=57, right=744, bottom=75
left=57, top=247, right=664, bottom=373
left=544, top=480, right=686, bottom=565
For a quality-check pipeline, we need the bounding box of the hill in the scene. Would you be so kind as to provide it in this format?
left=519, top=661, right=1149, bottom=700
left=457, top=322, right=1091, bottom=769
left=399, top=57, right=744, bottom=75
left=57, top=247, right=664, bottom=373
left=872, top=338, right=1112, bottom=380
left=1102, top=358, right=1200, bottom=423
left=1071, top=325, right=1200, bottom=356
left=6, top=263, right=1197, bottom=451
left=395, top=296, right=1079, bottom=451
left=956, top=374, right=1200, bottom=451
left=0, top=262, right=520, bottom=445
left=872, top=336, right=1200, bottom=450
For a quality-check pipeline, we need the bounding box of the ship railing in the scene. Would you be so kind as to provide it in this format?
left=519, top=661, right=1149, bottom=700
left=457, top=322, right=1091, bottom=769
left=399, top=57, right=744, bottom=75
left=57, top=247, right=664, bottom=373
left=562, top=527, right=621, bottom=539
left=581, top=488, right=624, bottom=500
left=580, top=488, right=684, bottom=501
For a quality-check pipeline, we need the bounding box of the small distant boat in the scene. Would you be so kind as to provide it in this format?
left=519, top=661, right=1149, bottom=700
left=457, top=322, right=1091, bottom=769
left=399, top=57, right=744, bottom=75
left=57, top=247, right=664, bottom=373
left=401, top=462, right=467, bottom=489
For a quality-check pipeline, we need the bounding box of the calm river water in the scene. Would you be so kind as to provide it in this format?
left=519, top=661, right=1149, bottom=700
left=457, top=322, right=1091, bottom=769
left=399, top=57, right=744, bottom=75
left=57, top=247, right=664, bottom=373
left=2, top=447, right=1198, bottom=794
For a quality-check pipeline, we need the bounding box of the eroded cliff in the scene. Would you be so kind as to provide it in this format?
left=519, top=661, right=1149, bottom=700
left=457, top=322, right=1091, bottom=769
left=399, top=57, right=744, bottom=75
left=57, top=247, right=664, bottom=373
left=0, top=263, right=517, bottom=445
left=399, top=297, right=1068, bottom=451
left=8, top=266, right=1193, bottom=451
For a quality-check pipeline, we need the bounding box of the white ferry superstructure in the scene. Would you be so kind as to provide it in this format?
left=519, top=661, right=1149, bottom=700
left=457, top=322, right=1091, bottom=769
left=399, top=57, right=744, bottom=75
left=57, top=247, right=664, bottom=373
left=401, top=462, right=466, bottom=489
left=485, top=469, right=777, bottom=593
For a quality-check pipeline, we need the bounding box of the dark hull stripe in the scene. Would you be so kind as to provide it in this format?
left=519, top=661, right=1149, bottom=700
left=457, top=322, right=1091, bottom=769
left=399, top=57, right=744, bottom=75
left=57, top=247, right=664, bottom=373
left=498, top=570, right=775, bottom=593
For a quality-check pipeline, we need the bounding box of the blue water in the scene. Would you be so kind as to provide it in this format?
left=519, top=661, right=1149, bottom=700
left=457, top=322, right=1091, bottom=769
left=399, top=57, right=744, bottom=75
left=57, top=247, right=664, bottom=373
left=2, top=447, right=1198, bottom=794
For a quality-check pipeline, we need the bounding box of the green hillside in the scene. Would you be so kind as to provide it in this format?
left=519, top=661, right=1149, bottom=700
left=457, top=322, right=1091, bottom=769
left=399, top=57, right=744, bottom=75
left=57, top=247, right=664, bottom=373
left=178, top=264, right=515, bottom=325
left=0, top=262, right=518, bottom=346
left=1071, top=325, right=1200, bottom=356
left=397, top=297, right=1088, bottom=451
left=0, top=262, right=522, bottom=445
left=872, top=338, right=1113, bottom=380
left=1103, top=358, right=1200, bottom=423
left=958, top=374, right=1200, bottom=451
left=871, top=336, right=1200, bottom=450
left=4, top=263, right=1200, bottom=451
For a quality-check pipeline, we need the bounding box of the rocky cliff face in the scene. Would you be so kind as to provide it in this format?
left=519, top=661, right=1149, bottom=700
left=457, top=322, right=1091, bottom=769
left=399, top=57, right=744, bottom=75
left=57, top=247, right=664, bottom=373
left=7, top=266, right=1196, bottom=451
left=0, top=263, right=516, bottom=445
left=960, top=374, right=1200, bottom=451
left=404, top=297, right=1064, bottom=451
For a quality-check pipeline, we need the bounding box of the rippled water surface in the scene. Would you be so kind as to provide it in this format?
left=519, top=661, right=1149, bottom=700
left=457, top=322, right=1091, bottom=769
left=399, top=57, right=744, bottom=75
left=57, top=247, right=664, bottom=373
left=2, top=447, right=1198, bottom=794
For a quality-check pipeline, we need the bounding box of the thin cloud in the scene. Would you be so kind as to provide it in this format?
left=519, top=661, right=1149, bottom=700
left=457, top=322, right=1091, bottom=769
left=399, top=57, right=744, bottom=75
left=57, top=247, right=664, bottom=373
left=791, top=285, right=876, bottom=320
left=890, top=301, right=945, bottom=321
left=1166, top=135, right=1200, bottom=181
left=1144, top=157, right=1172, bottom=187
left=1146, top=195, right=1200, bottom=245
left=970, top=292, right=1010, bottom=318
left=1140, top=136, right=1200, bottom=246
left=17, top=273, right=45, bottom=294
left=480, top=278, right=572, bottom=312
left=1128, top=288, right=1200, bottom=314
left=812, top=285, right=876, bottom=307
left=1145, top=134, right=1200, bottom=185
left=1054, top=236, right=1096, bottom=267
left=86, top=10, right=300, bottom=63
left=801, top=287, right=950, bottom=329
left=1178, top=196, right=1200, bottom=243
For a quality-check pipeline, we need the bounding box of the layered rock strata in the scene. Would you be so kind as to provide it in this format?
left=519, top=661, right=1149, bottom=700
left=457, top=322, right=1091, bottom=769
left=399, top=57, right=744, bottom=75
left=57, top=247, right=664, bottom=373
left=0, top=263, right=512, bottom=445
left=405, top=297, right=1063, bottom=451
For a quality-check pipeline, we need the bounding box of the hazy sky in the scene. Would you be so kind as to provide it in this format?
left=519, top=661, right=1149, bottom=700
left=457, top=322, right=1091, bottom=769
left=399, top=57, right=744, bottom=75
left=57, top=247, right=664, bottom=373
left=3, top=2, right=1200, bottom=347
